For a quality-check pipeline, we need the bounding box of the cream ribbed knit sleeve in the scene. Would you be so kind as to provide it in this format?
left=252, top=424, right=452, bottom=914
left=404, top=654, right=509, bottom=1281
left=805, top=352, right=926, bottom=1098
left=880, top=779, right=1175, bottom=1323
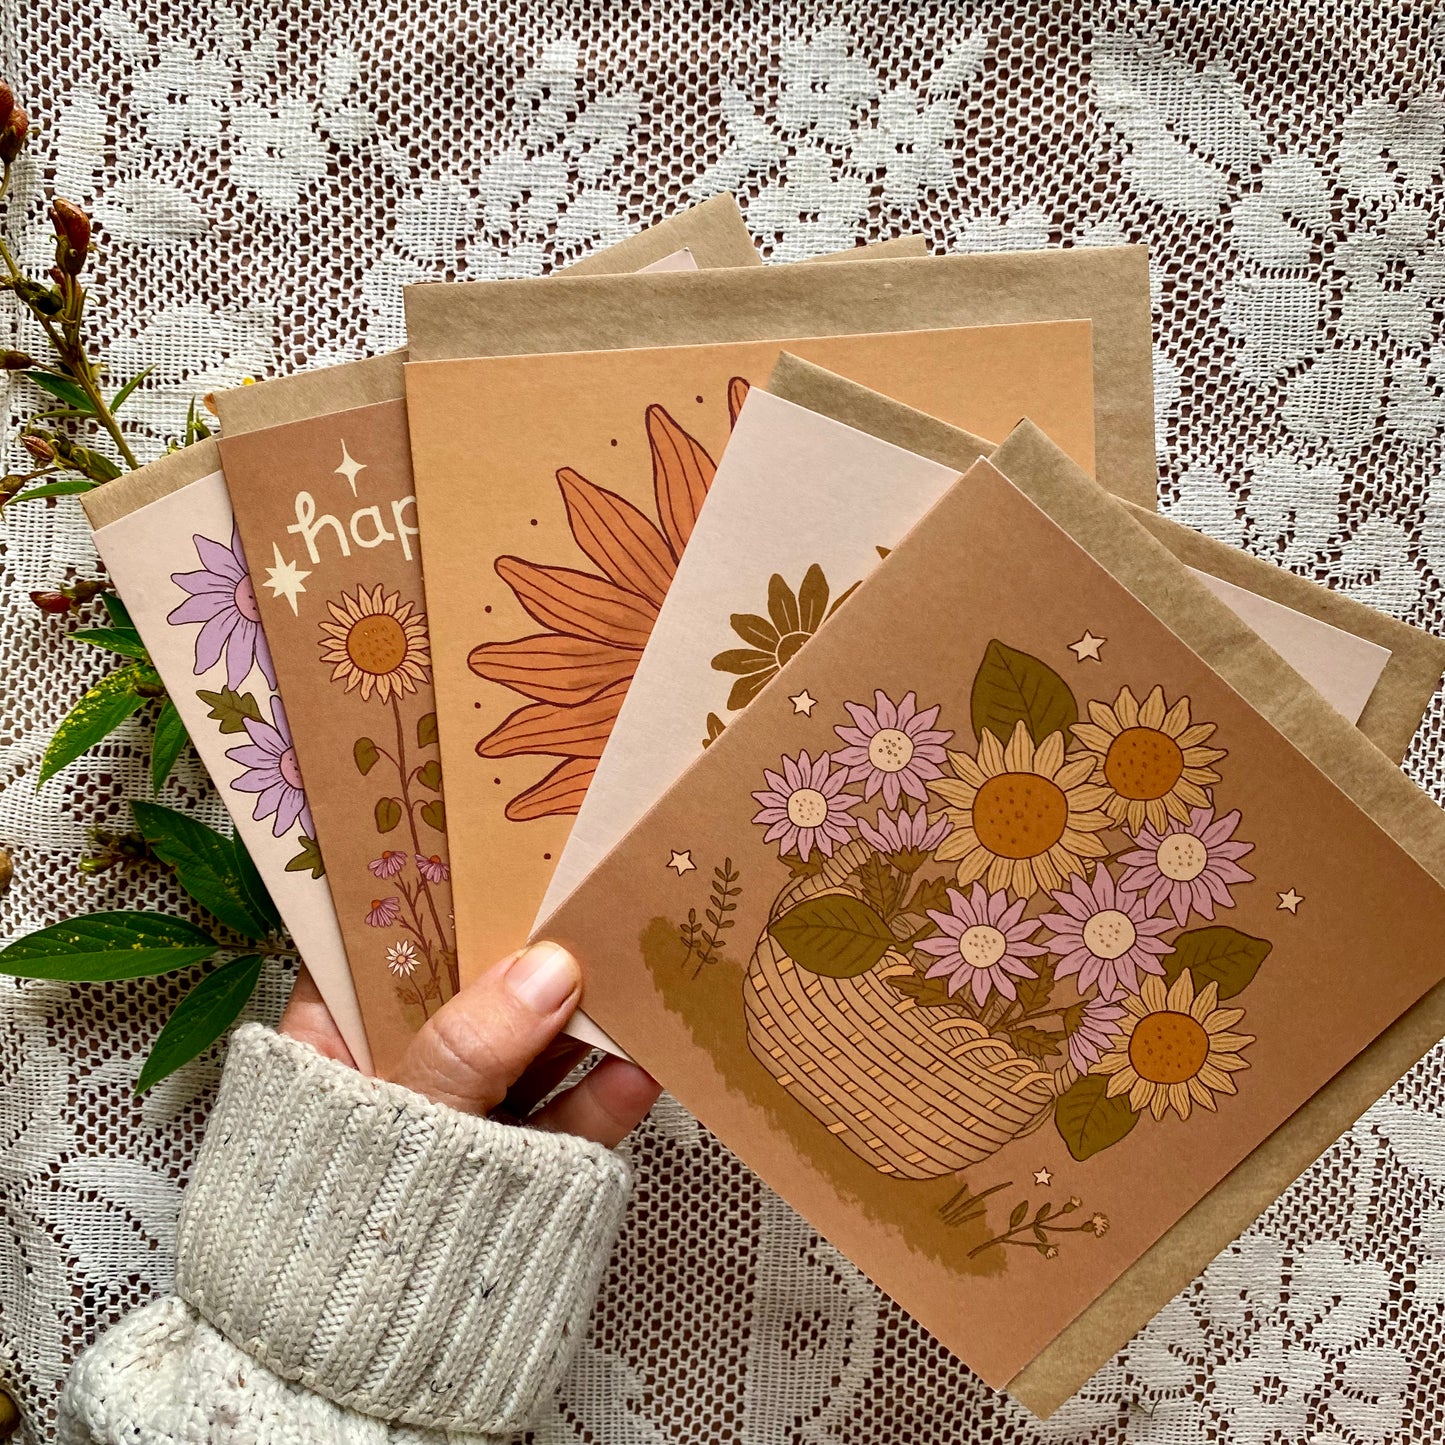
left=57, top=1025, right=633, bottom=1443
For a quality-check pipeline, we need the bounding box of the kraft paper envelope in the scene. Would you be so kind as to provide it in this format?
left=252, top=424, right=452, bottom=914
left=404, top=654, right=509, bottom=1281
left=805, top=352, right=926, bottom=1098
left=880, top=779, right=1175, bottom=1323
left=82, top=441, right=371, bottom=1071
left=541, top=390, right=1393, bottom=924
left=769, top=353, right=1445, bottom=767
left=212, top=202, right=762, bottom=1072
left=539, top=420, right=1445, bottom=1413
left=403, top=321, right=1097, bottom=995
left=402, top=245, right=1156, bottom=507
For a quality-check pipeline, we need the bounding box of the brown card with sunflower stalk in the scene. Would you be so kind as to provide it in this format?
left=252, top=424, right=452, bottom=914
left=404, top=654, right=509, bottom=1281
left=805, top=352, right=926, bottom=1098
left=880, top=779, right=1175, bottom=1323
left=403, top=321, right=1098, bottom=994
left=537, top=422, right=1445, bottom=1408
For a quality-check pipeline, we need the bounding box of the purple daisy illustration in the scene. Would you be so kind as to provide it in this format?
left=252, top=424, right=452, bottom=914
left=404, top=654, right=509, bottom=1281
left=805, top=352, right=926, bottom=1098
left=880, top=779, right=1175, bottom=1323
left=368, top=850, right=408, bottom=879
left=751, top=749, right=859, bottom=862
left=857, top=803, right=952, bottom=856
left=366, top=897, right=401, bottom=928
left=916, top=883, right=1049, bottom=1006
left=832, top=690, right=951, bottom=807
left=415, top=853, right=450, bottom=884
left=1039, top=869, right=1174, bottom=1000
left=168, top=524, right=276, bottom=691
left=1067, top=997, right=1128, bottom=1072
left=225, top=695, right=313, bottom=839
left=1118, top=807, right=1256, bottom=925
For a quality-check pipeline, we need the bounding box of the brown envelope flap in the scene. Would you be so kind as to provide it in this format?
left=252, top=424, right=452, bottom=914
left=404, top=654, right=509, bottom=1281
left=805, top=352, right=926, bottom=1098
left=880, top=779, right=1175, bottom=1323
left=562, top=193, right=761, bottom=275
left=214, top=351, right=406, bottom=436
left=805, top=235, right=931, bottom=262
left=80, top=437, right=222, bottom=530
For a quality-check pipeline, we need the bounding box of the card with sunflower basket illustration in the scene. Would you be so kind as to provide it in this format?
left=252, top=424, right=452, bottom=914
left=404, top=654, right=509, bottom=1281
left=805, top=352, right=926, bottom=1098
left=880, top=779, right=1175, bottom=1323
left=539, top=443, right=1445, bottom=1404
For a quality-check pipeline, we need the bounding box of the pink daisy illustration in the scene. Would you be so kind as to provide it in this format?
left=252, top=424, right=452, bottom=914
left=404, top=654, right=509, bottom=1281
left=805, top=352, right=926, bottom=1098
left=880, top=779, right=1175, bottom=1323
left=857, top=803, right=953, bottom=857
left=366, top=897, right=400, bottom=928
left=832, top=690, right=951, bottom=808
left=1039, top=869, right=1174, bottom=1000
left=1067, top=997, right=1127, bottom=1072
left=224, top=696, right=312, bottom=840
left=916, top=882, right=1049, bottom=1006
left=368, top=850, right=407, bottom=879
left=751, top=749, right=859, bottom=862
left=415, top=853, right=450, bottom=884
left=1118, top=807, right=1256, bottom=924
left=168, top=524, right=276, bottom=691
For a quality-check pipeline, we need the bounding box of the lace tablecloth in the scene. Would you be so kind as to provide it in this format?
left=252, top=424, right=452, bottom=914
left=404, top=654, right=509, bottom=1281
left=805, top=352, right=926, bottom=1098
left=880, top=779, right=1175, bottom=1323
left=3, top=4, right=1444, bottom=1441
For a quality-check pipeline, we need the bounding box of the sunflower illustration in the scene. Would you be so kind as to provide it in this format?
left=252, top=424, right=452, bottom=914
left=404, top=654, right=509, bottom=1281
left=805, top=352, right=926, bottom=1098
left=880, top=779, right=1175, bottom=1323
left=1093, top=971, right=1254, bottom=1121
left=712, top=564, right=856, bottom=710
left=1071, top=685, right=1226, bottom=833
left=319, top=585, right=430, bottom=703
left=927, top=720, right=1112, bottom=898
left=469, top=393, right=743, bottom=822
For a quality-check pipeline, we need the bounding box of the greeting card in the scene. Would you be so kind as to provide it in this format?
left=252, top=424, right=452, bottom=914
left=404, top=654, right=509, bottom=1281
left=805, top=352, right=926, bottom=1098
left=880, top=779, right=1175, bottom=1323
left=404, top=321, right=1097, bottom=987
left=540, top=389, right=1394, bottom=923
left=83, top=442, right=371, bottom=1070
left=538, top=426, right=1445, bottom=1410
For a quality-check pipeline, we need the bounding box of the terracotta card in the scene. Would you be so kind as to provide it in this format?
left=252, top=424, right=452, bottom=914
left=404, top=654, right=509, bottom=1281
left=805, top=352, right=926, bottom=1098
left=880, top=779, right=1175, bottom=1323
left=403, top=321, right=1097, bottom=990
left=539, top=436, right=1445, bottom=1405
left=82, top=443, right=371, bottom=1070
left=541, top=391, right=1393, bottom=925
left=403, top=245, right=1156, bottom=507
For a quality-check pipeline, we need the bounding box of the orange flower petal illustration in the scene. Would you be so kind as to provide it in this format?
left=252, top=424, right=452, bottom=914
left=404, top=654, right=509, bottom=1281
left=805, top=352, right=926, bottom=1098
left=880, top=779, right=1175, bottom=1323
left=647, top=402, right=716, bottom=557
left=556, top=467, right=676, bottom=608
left=504, top=757, right=595, bottom=821
left=494, top=556, right=659, bottom=648
left=467, top=632, right=639, bottom=704
left=476, top=681, right=627, bottom=760
left=727, top=375, right=751, bottom=426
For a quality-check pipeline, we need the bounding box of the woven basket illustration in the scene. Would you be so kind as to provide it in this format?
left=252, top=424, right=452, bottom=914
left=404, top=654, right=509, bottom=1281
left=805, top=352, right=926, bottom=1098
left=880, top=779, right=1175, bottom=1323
left=744, top=841, right=1058, bottom=1180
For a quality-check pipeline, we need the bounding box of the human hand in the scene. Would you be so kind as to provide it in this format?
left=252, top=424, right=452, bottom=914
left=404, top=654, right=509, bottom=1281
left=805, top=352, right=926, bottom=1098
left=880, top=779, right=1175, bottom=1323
left=279, top=944, right=661, bottom=1147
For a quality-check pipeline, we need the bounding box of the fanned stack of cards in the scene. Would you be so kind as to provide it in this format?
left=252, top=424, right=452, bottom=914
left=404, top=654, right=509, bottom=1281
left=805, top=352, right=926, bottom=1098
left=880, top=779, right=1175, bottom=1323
left=82, top=193, right=1445, bottom=1416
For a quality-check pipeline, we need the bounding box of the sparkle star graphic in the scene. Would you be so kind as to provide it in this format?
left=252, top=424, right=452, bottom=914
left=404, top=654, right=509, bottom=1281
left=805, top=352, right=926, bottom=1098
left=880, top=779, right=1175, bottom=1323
left=790, top=690, right=817, bottom=716
left=667, top=850, right=696, bottom=876
left=1069, top=630, right=1105, bottom=662
left=1277, top=888, right=1304, bottom=914
left=335, top=439, right=366, bottom=495
left=263, top=544, right=311, bottom=615
left=1033, top=1167, right=1052, bottom=1187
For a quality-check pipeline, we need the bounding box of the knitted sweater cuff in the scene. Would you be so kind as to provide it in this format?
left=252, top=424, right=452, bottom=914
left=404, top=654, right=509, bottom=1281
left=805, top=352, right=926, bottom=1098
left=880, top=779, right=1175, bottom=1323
left=174, top=1025, right=632, bottom=1435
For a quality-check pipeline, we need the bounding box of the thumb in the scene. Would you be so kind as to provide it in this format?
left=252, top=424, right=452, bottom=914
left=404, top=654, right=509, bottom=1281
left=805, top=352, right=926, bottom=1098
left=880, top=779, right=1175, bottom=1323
left=389, top=942, right=581, bottom=1113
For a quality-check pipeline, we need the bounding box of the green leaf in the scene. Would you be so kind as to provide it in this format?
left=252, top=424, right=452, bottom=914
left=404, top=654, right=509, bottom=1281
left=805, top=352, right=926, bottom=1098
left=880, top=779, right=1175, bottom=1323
left=855, top=851, right=897, bottom=918
left=970, top=639, right=1079, bottom=746
left=354, top=737, right=380, bottom=774
left=230, top=828, right=281, bottom=936
left=197, top=687, right=265, bottom=735
left=420, top=798, right=446, bottom=832
left=1012, top=957, right=1057, bottom=1017
left=1054, top=1073, right=1139, bottom=1162
left=375, top=797, right=402, bottom=833
left=417, top=712, right=438, bottom=747
left=0, top=911, right=218, bottom=980
left=39, top=664, right=157, bottom=784
left=417, top=758, right=443, bottom=791
left=131, top=801, right=272, bottom=939
left=1008, top=1200, right=1029, bottom=1229
left=25, top=369, right=94, bottom=413
left=1161, top=926, right=1272, bottom=999
left=101, top=594, right=136, bottom=633
left=887, top=972, right=962, bottom=1008
left=151, top=701, right=188, bottom=791
left=72, top=626, right=152, bottom=661
left=12, top=479, right=97, bottom=501
left=285, top=835, right=325, bottom=878
left=136, top=952, right=263, bottom=1092
left=110, top=366, right=153, bottom=411
left=1006, top=1023, right=1064, bottom=1060
left=905, top=874, right=952, bottom=918
left=768, top=895, right=895, bottom=978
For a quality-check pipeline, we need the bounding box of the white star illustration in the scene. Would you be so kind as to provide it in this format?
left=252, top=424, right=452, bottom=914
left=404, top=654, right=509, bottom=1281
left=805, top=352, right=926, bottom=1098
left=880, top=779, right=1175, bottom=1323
left=1069, top=630, right=1105, bottom=662
left=1033, top=1167, right=1052, bottom=1187
left=667, top=850, right=696, bottom=876
left=790, top=690, right=817, bottom=716
left=335, top=439, right=366, bottom=495
left=263, top=544, right=311, bottom=615
left=1277, top=888, right=1304, bottom=914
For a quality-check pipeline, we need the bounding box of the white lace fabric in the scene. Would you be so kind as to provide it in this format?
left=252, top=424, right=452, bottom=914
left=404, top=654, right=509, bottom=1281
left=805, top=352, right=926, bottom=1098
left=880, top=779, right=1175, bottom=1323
left=2, top=4, right=1444, bottom=1441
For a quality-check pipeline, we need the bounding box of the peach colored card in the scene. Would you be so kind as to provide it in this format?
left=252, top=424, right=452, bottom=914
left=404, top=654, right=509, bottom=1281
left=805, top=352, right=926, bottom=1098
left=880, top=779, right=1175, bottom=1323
left=403, top=322, right=1097, bottom=991
left=539, top=446, right=1445, bottom=1400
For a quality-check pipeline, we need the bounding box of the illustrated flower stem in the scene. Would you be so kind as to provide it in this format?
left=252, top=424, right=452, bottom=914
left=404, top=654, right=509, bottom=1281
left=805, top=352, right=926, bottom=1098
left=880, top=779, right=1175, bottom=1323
left=390, top=693, right=450, bottom=978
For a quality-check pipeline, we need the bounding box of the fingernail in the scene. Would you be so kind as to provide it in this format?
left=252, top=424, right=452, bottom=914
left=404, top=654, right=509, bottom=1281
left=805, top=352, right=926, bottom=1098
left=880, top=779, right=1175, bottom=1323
left=507, top=942, right=580, bottom=1014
